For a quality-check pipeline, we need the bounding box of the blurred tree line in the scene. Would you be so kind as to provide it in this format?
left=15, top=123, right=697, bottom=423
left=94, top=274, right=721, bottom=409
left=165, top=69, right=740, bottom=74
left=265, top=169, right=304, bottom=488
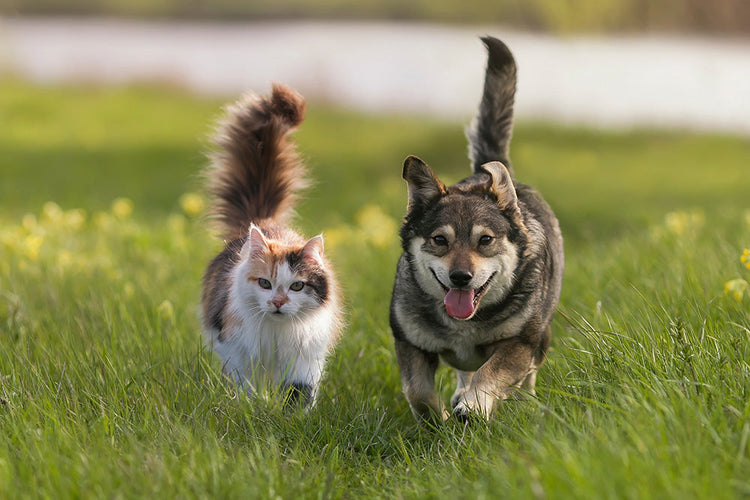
left=2, top=0, right=749, bottom=34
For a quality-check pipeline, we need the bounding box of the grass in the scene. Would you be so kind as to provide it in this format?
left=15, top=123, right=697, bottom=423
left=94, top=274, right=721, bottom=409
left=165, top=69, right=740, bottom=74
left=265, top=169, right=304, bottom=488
left=1, top=79, right=749, bottom=498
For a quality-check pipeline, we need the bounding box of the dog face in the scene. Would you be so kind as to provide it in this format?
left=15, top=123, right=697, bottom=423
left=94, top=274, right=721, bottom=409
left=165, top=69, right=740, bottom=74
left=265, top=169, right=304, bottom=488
left=401, top=156, right=526, bottom=320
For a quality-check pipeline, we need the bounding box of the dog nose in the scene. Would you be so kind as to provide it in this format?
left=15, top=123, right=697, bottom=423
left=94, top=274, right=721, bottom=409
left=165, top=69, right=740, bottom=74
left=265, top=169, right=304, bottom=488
left=449, top=270, right=473, bottom=288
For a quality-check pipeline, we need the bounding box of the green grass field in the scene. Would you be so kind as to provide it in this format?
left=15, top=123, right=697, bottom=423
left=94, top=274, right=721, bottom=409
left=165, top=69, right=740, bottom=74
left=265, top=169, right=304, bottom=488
left=1, top=80, right=749, bottom=498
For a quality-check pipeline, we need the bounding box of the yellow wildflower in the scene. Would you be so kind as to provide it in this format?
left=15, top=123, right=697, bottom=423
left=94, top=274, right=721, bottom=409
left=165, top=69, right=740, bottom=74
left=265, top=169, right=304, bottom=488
left=320, top=226, right=354, bottom=251
left=0, top=226, right=24, bottom=252
left=63, top=209, right=87, bottom=231
left=355, top=204, right=398, bottom=248
left=21, top=214, right=37, bottom=233
left=179, top=192, right=205, bottom=218
left=23, top=234, right=43, bottom=262
left=664, top=209, right=704, bottom=236
left=57, top=250, right=73, bottom=270
left=123, top=282, right=135, bottom=299
left=111, top=198, right=134, bottom=220
left=93, top=211, right=115, bottom=230
left=664, top=211, right=687, bottom=236
left=157, top=299, right=175, bottom=320
left=740, top=249, right=750, bottom=269
left=724, top=279, right=749, bottom=302
left=41, top=202, right=63, bottom=224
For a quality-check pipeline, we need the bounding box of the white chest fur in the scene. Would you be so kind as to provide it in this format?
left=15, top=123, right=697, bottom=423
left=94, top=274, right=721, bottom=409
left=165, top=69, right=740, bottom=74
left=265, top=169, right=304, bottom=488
left=393, top=300, right=531, bottom=371
left=208, top=294, right=336, bottom=390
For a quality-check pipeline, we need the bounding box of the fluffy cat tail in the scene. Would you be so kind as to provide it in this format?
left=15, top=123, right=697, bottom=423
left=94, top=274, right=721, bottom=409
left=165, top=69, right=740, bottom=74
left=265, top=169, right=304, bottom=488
left=466, top=36, right=517, bottom=176
left=206, top=84, right=309, bottom=240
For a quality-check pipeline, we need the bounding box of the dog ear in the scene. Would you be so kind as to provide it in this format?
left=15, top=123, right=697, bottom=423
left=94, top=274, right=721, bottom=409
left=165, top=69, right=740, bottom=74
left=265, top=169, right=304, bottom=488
left=479, top=161, right=518, bottom=211
left=403, top=156, right=447, bottom=211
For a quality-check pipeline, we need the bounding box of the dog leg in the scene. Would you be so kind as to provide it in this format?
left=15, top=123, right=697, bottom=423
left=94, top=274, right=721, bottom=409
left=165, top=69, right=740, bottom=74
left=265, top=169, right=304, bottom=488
left=450, top=370, right=475, bottom=409
left=453, top=336, right=536, bottom=420
left=520, top=370, right=537, bottom=396
left=394, top=339, right=447, bottom=423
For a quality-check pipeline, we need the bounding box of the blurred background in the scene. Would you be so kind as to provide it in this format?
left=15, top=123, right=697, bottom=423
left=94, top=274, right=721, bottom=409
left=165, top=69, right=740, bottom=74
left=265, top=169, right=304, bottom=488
left=1, top=0, right=749, bottom=134
left=1, top=1, right=749, bottom=230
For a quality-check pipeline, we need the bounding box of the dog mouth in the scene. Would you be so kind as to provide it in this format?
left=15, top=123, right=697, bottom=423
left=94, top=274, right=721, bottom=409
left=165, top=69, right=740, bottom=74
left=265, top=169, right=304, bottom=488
left=430, top=269, right=496, bottom=320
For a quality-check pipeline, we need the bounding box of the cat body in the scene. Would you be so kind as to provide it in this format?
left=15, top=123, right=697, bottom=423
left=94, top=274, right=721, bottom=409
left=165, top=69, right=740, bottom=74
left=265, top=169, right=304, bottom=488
left=201, top=84, right=342, bottom=407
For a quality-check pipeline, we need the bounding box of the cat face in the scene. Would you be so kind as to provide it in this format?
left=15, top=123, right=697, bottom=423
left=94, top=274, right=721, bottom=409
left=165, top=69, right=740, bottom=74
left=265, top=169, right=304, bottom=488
left=238, top=225, right=330, bottom=319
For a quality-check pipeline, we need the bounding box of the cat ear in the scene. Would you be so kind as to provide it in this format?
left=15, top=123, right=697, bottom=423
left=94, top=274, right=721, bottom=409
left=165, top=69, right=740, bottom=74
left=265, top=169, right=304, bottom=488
left=403, top=155, right=446, bottom=211
left=479, top=161, right=518, bottom=211
left=302, top=235, right=324, bottom=264
left=246, top=224, right=270, bottom=259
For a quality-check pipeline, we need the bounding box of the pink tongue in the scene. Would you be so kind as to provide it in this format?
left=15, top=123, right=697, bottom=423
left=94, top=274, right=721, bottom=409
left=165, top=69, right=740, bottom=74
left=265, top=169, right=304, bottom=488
left=444, top=288, right=475, bottom=319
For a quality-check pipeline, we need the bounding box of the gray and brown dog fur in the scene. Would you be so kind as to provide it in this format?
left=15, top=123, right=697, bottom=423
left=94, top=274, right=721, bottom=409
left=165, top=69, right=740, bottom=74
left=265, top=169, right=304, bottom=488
left=390, top=37, right=564, bottom=422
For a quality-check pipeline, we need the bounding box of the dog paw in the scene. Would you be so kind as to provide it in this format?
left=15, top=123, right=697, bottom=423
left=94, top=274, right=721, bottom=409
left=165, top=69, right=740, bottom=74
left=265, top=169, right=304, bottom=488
left=450, top=389, right=467, bottom=410
left=412, top=404, right=449, bottom=425
left=452, top=401, right=473, bottom=423
left=451, top=393, right=493, bottom=421
left=452, top=400, right=491, bottom=423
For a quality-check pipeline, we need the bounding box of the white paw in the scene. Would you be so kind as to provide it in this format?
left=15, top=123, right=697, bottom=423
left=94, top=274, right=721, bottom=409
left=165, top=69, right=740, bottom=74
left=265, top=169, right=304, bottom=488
left=452, top=391, right=493, bottom=421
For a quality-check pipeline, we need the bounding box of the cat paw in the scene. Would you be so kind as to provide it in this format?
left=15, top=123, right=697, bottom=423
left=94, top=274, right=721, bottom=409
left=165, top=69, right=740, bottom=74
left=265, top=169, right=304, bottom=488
left=283, top=382, right=314, bottom=408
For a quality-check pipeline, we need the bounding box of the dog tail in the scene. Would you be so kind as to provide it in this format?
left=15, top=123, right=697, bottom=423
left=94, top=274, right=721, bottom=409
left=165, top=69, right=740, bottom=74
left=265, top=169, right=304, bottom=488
left=205, top=83, right=309, bottom=240
left=466, top=36, right=517, bottom=176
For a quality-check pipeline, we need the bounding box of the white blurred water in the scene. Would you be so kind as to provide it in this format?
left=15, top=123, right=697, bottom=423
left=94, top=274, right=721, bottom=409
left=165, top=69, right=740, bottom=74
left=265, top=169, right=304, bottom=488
left=2, top=17, right=750, bottom=134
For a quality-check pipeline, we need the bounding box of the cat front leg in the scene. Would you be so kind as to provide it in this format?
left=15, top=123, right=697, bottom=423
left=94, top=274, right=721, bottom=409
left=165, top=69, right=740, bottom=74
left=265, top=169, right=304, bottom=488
left=283, top=381, right=315, bottom=408
left=282, top=355, right=324, bottom=408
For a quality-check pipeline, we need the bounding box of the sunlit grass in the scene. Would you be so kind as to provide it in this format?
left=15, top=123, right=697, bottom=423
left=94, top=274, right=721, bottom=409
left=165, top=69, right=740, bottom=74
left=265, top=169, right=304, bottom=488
left=1, top=81, right=749, bottom=498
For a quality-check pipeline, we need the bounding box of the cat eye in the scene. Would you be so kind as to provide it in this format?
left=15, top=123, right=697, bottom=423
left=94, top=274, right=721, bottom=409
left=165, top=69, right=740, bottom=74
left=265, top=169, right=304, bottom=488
left=289, top=281, right=305, bottom=292
left=478, top=235, right=494, bottom=246
left=258, top=278, right=272, bottom=289
left=432, top=235, right=448, bottom=246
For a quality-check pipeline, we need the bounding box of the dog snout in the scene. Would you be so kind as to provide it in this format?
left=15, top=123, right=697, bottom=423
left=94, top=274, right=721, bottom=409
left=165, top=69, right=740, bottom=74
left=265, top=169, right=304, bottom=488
left=449, top=269, right=473, bottom=288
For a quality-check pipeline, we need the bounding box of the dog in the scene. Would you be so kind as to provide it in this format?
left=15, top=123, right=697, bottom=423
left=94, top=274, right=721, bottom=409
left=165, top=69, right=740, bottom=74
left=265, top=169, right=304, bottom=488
left=389, top=36, right=564, bottom=422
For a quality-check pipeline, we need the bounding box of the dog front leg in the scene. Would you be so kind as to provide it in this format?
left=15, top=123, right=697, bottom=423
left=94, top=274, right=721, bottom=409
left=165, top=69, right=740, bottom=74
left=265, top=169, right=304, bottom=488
left=450, top=370, right=475, bottom=409
left=453, top=336, right=536, bottom=420
left=394, top=339, right=447, bottom=423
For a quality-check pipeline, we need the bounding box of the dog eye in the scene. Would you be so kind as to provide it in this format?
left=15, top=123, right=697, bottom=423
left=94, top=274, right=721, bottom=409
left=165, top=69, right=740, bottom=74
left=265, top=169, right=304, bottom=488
left=258, top=278, right=272, bottom=289
left=432, top=235, right=448, bottom=246
left=289, top=281, right=305, bottom=291
left=478, top=235, right=494, bottom=246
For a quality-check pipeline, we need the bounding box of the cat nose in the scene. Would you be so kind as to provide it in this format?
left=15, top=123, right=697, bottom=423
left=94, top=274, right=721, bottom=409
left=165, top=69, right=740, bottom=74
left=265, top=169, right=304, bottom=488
left=271, top=296, right=289, bottom=309
left=449, top=269, right=473, bottom=288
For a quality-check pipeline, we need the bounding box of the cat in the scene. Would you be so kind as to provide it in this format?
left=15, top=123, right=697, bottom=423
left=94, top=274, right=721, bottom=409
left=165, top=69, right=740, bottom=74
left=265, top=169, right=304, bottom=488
left=200, top=84, right=343, bottom=408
